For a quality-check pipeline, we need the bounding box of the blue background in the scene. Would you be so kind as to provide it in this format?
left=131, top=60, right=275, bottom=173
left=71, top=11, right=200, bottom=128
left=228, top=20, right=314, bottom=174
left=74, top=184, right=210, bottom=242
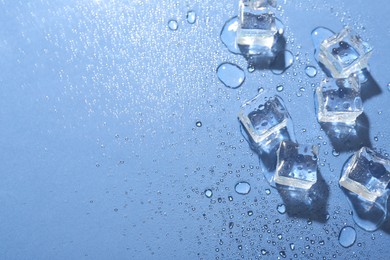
left=0, top=0, right=389, bottom=259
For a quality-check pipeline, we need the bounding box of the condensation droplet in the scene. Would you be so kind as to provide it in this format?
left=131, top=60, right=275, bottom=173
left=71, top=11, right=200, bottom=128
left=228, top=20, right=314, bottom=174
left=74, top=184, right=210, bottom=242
left=338, top=226, right=356, bottom=248
left=217, top=62, right=245, bottom=89
left=276, top=85, right=284, bottom=92
left=305, top=65, right=318, bottom=78
left=186, top=11, right=196, bottom=24
left=277, top=204, right=286, bottom=214
left=265, top=189, right=271, bottom=195
left=196, top=121, right=202, bottom=127
left=235, top=181, right=251, bottom=195
left=204, top=189, right=213, bottom=198
left=168, top=20, right=178, bottom=31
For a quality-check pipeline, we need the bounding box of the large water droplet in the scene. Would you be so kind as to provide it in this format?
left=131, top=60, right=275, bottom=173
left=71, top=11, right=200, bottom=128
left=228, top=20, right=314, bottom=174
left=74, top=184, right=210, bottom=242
left=305, top=65, right=318, bottom=78
left=338, top=226, right=356, bottom=248
left=186, top=11, right=196, bottom=24
left=271, top=50, right=294, bottom=75
left=217, top=62, right=245, bottom=89
left=311, top=26, right=335, bottom=50
left=235, top=181, right=251, bottom=195
left=168, top=20, right=178, bottom=31
left=220, top=16, right=240, bottom=54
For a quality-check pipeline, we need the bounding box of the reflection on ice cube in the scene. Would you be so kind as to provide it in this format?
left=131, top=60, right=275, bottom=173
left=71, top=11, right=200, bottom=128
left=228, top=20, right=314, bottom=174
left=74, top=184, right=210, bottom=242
left=275, top=141, right=319, bottom=190
left=339, top=147, right=390, bottom=202
left=239, top=95, right=289, bottom=147
left=315, top=75, right=363, bottom=124
left=236, top=0, right=278, bottom=56
left=318, top=27, right=373, bottom=78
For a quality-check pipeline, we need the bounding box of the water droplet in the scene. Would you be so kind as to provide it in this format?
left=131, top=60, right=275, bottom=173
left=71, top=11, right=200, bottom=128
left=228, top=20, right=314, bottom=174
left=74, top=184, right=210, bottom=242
left=247, top=65, right=255, bottom=73
left=204, top=189, right=213, bottom=198
left=277, top=234, right=283, bottom=240
left=279, top=251, right=286, bottom=258
left=374, top=136, right=379, bottom=141
left=299, top=86, right=306, bottom=92
left=228, top=195, right=233, bottom=201
left=265, top=189, right=271, bottom=195
left=261, top=249, right=268, bottom=255
left=290, top=243, right=295, bottom=250
left=305, top=65, right=318, bottom=78
left=387, top=83, right=390, bottom=91
left=196, top=121, right=202, bottom=127
left=217, top=62, right=245, bottom=89
left=311, top=27, right=335, bottom=50
left=332, top=149, right=340, bottom=157
left=235, top=181, right=251, bottom=195
left=186, top=11, right=196, bottom=24
left=220, top=16, right=240, bottom=54
left=247, top=210, right=253, bottom=216
left=276, top=85, right=284, bottom=92
left=338, top=226, right=356, bottom=248
left=277, top=204, right=286, bottom=214
left=229, top=222, right=234, bottom=229
left=271, top=50, right=294, bottom=75
left=168, top=20, right=178, bottom=31
left=258, top=87, right=264, bottom=93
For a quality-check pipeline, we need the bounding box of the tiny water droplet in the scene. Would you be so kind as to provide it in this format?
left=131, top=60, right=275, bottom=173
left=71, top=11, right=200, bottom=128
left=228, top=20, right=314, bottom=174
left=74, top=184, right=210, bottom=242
left=299, top=86, right=306, bottom=92
left=290, top=243, right=295, bottom=250
left=186, top=11, right=196, bottom=24
left=247, top=65, right=255, bottom=73
left=338, top=226, right=356, bottom=248
left=196, top=121, right=202, bottom=127
left=217, top=62, right=245, bottom=89
left=228, top=195, right=233, bottom=201
left=258, top=87, right=264, bottom=93
left=235, top=181, right=251, bottom=195
left=277, top=204, right=286, bottom=214
left=204, top=189, right=213, bottom=198
left=168, top=20, right=178, bottom=31
left=374, top=136, right=379, bottom=141
left=265, top=189, right=271, bottom=195
left=261, top=249, right=267, bottom=255
left=276, top=85, right=284, bottom=92
left=247, top=210, right=253, bottom=216
left=305, top=65, right=317, bottom=78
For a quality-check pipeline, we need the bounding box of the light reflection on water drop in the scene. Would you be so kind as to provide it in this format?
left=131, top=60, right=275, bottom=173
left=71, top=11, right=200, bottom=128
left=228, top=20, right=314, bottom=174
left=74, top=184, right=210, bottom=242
left=235, top=181, right=251, bottom=195
left=216, top=62, right=245, bottom=89
left=338, top=226, right=356, bottom=248
left=168, top=19, right=178, bottom=31
left=305, top=65, right=318, bottom=78
left=186, top=11, right=196, bottom=24
left=220, top=16, right=240, bottom=54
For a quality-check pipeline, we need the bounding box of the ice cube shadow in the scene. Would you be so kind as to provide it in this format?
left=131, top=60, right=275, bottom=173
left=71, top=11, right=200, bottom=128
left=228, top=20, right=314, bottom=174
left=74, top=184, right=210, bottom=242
left=320, top=113, right=371, bottom=153
left=275, top=170, right=329, bottom=223
left=239, top=34, right=287, bottom=71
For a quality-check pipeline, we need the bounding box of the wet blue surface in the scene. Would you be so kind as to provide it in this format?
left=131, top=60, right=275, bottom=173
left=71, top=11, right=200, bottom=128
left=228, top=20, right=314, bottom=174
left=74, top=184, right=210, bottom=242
left=0, top=0, right=390, bottom=259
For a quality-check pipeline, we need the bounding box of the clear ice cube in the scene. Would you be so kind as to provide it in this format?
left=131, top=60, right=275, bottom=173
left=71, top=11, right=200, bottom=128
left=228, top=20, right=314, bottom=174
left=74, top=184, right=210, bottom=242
left=318, top=27, right=373, bottom=78
left=339, top=147, right=390, bottom=202
left=236, top=0, right=278, bottom=55
left=315, top=75, right=363, bottom=124
left=274, top=141, right=319, bottom=190
left=238, top=95, right=289, bottom=148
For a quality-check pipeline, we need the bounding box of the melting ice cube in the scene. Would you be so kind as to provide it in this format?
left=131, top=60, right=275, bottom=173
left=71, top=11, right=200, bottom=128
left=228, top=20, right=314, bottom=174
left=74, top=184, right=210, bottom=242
left=339, top=147, right=390, bottom=202
left=236, top=0, right=278, bottom=56
left=315, top=75, right=363, bottom=124
left=239, top=95, right=290, bottom=147
left=318, top=27, right=373, bottom=78
left=274, top=141, right=319, bottom=190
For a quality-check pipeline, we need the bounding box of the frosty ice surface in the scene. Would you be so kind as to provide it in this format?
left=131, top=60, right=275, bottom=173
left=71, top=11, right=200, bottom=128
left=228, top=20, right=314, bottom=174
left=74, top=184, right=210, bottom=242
left=236, top=0, right=278, bottom=55
left=339, top=147, right=390, bottom=202
left=318, top=27, right=373, bottom=78
left=239, top=95, right=289, bottom=147
left=274, top=141, right=319, bottom=189
left=315, top=75, right=363, bottom=124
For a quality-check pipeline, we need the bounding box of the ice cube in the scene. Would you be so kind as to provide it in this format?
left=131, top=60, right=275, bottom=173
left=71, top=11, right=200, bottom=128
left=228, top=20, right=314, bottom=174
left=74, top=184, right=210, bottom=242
left=318, top=27, right=373, bottom=78
left=339, top=147, right=390, bottom=202
left=236, top=0, right=278, bottom=56
left=274, top=141, right=319, bottom=190
left=315, top=75, right=363, bottom=124
left=238, top=95, right=290, bottom=147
